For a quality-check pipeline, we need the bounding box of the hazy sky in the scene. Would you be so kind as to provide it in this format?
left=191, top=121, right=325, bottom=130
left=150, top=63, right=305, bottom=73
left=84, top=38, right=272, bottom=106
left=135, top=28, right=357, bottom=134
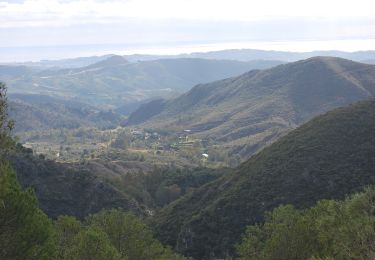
left=1, top=0, right=375, bottom=61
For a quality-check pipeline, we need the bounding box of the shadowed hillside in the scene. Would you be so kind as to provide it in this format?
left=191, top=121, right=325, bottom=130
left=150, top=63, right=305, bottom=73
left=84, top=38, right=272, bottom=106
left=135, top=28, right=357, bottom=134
left=8, top=151, right=146, bottom=219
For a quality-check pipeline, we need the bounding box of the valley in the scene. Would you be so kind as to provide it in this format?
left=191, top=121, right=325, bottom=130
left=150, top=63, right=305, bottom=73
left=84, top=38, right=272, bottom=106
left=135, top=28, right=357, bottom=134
left=9, top=56, right=375, bottom=169
left=2, top=51, right=375, bottom=260
left=3, top=0, right=375, bottom=258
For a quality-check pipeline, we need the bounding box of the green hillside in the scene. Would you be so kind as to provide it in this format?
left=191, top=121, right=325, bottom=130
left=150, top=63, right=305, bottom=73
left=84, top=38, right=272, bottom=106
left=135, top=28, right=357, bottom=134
left=151, top=99, right=375, bottom=259
left=129, top=57, right=375, bottom=161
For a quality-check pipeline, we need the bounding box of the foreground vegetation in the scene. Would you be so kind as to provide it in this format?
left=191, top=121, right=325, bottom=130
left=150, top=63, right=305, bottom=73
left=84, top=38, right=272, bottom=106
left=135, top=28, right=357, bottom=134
left=0, top=162, right=187, bottom=259
left=237, top=188, right=375, bottom=259
left=4, top=154, right=375, bottom=260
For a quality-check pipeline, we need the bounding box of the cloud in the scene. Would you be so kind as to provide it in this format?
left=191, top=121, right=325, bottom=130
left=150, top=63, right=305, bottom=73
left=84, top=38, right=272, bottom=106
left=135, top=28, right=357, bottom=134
left=1, top=0, right=375, bottom=57
left=0, top=0, right=374, bottom=28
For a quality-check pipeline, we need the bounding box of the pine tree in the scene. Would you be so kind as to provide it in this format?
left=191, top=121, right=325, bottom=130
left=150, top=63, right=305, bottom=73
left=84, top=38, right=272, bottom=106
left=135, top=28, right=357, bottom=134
left=0, top=161, right=56, bottom=259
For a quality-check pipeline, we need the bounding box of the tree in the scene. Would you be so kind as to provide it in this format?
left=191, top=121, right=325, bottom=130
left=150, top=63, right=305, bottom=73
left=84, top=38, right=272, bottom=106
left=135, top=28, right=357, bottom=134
left=0, top=161, right=56, bottom=259
left=236, top=188, right=375, bottom=260
left=87, top=209, right=188, bottom=260
left=54, top=215, right=83, bottom=259
left=0, top=82, right=15, bottom=156
left=236, top=205, right=319, bottom=260
left=66, top=227, right=121, bottom=260
left=0, top=82, right=56, bottom=259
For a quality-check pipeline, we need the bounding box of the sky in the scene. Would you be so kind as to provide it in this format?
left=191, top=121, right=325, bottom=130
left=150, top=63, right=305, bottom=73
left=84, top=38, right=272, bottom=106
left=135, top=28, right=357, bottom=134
left=1, top=0, right=375, bottom=61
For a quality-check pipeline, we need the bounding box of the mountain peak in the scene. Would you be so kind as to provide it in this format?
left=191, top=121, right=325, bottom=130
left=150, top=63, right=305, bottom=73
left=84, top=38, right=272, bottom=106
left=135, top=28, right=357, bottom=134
left=292, top=56, right=370, bottom=70
left=89, top=55, right=129, bottom=67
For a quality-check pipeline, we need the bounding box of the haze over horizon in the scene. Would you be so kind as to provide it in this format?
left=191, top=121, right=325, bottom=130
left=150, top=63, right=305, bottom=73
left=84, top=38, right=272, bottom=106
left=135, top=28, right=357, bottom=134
left=1, top=0, right=375, bottom=62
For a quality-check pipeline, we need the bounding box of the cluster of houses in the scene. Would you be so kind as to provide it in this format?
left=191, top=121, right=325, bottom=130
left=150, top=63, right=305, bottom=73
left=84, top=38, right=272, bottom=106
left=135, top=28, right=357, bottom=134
left=129, top=128, right=209, bottom=160
left=131, top=129, right=161, bottom=140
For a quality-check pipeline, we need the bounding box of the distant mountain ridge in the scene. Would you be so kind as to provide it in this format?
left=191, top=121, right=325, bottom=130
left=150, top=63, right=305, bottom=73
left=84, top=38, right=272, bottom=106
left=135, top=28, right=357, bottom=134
left=2, top=56, right=283, bottom=109
left=86, top=55, right=129, bottom=68
left=151, top=99, right=375, bottom=259
left=128, top=57, right=375, bottom=160
left=3, top=54, right=114, bottom=69
left=125, top=49, right=375, bottom=62
left=4, top=48, right=375, bottom=67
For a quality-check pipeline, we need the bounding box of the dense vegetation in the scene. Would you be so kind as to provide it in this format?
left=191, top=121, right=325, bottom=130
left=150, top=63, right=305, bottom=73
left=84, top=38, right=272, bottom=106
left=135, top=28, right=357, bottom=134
left=8, top=143, right=226, bottom=218
left=237, top=188, right=375, bottom=259
left=152, top=99, right=375, bottom=259
left=0, top=166, right=187, bottom=259
left=129, top=57, right=375, bottom=162
left=53, top=209, right=188, bottom=259
left=8, top=151, right=146, bottom=219
left=0, top=161, right=56, bottom=259
left=106, top=167, right=228, bottom=209
left=1, top=157, right=189, bottom=259
left=0, top=82, right=55, bottom=259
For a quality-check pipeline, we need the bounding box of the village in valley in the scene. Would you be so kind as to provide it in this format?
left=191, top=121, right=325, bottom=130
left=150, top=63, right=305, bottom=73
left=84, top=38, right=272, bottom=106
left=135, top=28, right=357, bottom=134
left=20, top=125, right=219, bottom=168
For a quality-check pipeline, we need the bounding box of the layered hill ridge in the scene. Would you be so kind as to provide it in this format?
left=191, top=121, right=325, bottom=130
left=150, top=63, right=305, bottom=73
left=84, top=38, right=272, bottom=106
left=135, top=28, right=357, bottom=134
left=2, top=56, right=282, bottom=109
left=124, top=49, right=375, bottom=62
left=151, top=99, right=375, bottom=259
left=129, top=57, right=375, bottom=159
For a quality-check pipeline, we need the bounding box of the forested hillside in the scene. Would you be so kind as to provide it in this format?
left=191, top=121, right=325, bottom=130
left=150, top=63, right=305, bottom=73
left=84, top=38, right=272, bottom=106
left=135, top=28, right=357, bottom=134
left=152, top=99, right=375, bottom=259
left=9, top=148, right=227, bottom=219
left=129, top=57, right=375, bottom=161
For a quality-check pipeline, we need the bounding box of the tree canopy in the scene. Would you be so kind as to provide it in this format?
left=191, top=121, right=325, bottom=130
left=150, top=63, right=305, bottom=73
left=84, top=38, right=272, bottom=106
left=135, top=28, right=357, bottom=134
left=0, top=161, right=57, bottom=259
left=236, top=188, right=375, bottom=259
